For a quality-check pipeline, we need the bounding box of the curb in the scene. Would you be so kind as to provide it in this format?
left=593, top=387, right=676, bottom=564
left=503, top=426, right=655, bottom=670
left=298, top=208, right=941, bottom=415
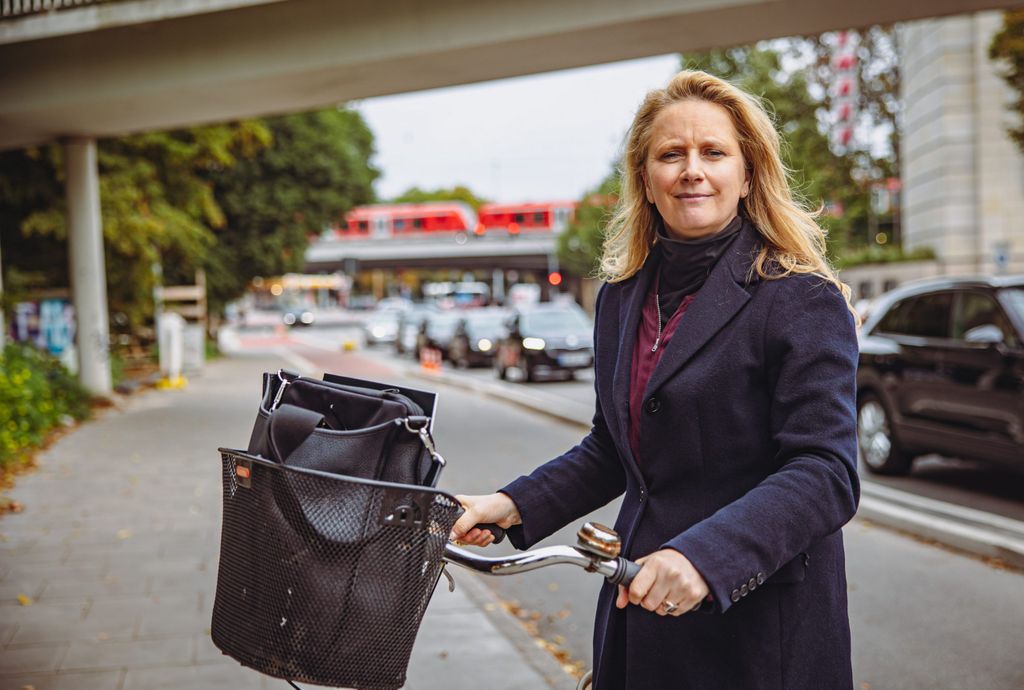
left=858, top=482, right=1024, bottom=569
left=399, top=357, right=1024, bottom=571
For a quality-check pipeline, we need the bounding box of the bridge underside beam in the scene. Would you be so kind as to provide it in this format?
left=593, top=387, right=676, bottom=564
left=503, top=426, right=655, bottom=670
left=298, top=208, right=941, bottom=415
left=0, top=0, right=1015, bottom=150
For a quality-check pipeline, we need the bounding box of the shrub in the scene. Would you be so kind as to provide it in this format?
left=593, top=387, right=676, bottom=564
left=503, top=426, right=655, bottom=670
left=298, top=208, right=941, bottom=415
left=0, top=343, right=91, bottom=469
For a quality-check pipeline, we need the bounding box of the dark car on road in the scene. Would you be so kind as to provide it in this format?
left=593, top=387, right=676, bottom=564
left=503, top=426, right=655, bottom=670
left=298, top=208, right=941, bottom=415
left=856, top=276, right=1024, bottom=475
left=415, top=310, right=464, bottom=360
left=395, top=303, right=438, bottom=357
left=447, top=307, right=510, bottom=368
left=495, top=303, right=594, bottom=381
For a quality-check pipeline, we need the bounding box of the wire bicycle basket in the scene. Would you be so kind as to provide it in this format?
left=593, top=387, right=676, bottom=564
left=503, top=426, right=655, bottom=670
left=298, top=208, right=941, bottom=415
left=211, top=448, right=462, bottom=690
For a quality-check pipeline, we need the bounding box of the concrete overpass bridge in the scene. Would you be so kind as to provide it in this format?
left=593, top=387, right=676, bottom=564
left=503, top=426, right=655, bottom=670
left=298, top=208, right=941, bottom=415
left=2, top=0, right=1019, bottom=393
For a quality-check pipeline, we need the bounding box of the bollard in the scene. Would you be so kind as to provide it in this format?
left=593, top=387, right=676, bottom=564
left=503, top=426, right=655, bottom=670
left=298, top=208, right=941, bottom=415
left=157, top=312, right=187, bottom=389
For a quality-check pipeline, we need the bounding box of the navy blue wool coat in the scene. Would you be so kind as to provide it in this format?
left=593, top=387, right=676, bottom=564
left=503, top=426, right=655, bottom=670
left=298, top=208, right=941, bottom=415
left=502, top=223, right=859, bottom=690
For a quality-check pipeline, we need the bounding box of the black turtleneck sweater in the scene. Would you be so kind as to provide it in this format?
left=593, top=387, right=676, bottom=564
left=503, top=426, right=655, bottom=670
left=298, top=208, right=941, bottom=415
left=628, top=215, right=745, bottom=463
left=657, top=215, right=743, bottom=320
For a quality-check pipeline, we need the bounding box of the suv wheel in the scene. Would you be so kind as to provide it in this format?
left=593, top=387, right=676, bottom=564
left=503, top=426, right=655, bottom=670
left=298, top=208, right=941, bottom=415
left=857, top=392, right=912, bottom=475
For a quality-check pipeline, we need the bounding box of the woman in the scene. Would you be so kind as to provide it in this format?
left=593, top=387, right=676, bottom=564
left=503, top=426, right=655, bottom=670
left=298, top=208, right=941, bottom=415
left=452, top=70, right=860, bottom=690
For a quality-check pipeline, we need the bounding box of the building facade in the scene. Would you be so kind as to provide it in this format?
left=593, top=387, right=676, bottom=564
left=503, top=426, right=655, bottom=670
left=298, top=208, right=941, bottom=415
left=900, top=10, right=1024, bottom=276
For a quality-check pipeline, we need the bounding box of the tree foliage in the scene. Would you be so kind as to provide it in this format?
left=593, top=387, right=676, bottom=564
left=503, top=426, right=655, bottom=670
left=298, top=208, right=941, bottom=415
left=1, top=122, right=270, bottom=331
left=390, top=185, right=488, bottom=210
left=556, top=168, right=620, bottom=277
left=786, top=26, right=901, bottom=180
left=1, top=105, right=379, bottom=331
left=990, top=10, right=1024, bottom=152
left=203, top=108, right=379, bottom=312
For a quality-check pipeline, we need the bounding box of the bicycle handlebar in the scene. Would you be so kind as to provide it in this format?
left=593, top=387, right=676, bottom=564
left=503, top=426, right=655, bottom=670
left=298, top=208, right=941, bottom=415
left=443, top=543, right=640, bottom=587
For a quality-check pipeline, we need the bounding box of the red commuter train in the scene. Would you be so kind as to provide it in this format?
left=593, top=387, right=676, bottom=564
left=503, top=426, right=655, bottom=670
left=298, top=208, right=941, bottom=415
left=475, top=201, right=576, bottom=235
left=331, top=200, right=575, bottom=240
left=334, top=202, right=476, bottom=239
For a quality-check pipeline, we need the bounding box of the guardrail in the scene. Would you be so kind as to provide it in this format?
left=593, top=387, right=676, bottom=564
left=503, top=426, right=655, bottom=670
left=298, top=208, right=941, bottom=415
left=1, top=0, right=120, bottom=20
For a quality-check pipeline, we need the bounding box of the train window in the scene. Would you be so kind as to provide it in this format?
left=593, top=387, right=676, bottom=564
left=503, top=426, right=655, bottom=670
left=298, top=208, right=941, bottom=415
left=359, top=221, right=369, bottom=231
left=533, top=212, right=545, bottom=224
left=514, top=213, right=525, bottom=223
left=413, top=217, right=424, bottom=229
left=394, top=218, right=406, bottom=231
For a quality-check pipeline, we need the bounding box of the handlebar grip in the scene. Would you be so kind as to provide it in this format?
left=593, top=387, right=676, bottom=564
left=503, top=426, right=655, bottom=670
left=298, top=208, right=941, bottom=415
left=475, top=523, right=506, bottom=544
left=453, top=507, right=506, bottom=544
left=608, top=557, right=641, bottom=587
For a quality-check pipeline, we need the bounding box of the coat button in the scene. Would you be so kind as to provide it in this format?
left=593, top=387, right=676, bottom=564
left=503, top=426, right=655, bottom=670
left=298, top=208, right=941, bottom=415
left=756, top=572, right=765, bottom=585
left=730, top=589, right=741, bottom=603
left=645, top=397, right=661, bottom=414
left=748, top=577, right=757, bottom=590
left=804, top=553, right=811, bottom=566
left=740, top=584, right=749, bottom=597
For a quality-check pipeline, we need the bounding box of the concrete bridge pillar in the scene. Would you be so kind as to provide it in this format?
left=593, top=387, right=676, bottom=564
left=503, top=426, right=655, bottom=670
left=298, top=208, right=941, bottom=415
left=64, top=137, right=112, bottom=396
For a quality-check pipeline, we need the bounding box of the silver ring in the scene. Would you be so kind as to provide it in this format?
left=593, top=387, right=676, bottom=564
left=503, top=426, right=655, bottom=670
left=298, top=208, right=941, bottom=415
left=662, top=600, right=679, bottom=614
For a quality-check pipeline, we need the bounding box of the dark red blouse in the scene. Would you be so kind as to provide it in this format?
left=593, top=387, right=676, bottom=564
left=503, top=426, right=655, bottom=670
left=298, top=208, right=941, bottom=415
left=628, top=277, right=695, bottom=464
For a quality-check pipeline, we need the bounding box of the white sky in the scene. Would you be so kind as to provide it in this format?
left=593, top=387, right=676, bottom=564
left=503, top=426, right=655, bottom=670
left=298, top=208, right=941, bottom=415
left=354, top=54, right=682, bottom=204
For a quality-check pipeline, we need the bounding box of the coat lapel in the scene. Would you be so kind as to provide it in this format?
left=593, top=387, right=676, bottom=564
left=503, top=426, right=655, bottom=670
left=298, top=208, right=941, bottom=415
left=643, top=225, right=760, bottom=398
left=611, top=254, right=659, bottom=452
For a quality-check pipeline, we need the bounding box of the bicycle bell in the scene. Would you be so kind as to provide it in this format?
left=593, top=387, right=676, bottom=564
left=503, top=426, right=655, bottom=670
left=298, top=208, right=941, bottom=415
left=576, top=522, right=622, bottom=559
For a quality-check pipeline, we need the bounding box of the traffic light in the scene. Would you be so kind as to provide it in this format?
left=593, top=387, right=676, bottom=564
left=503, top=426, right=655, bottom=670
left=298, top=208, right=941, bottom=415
left=547, top=271, right=562, bottom=286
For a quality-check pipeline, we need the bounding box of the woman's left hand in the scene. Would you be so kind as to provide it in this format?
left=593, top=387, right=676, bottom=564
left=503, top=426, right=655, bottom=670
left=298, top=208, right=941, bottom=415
left=615, top=548, right=709, bottom=616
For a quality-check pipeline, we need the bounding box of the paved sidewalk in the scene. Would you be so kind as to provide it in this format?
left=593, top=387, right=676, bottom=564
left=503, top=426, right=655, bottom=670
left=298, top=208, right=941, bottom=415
left=0, top=353, right=573, bottom=690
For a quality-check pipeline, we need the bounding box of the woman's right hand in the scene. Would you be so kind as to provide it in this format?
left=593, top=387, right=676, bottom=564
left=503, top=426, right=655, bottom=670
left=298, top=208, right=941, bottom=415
left=450, top=492, right=522, bottom=546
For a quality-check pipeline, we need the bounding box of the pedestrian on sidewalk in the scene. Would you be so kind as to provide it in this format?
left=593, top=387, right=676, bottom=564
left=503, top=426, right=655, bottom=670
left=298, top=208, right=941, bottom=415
left=451, top=70, right=860, bottom=690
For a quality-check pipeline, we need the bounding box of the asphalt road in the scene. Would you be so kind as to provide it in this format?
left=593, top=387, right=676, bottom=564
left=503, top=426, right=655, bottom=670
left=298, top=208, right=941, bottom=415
left=245, top=322, right=1024, bottom=688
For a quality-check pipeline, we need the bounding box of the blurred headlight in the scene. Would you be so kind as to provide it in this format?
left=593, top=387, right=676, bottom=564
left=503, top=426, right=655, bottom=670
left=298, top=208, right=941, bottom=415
left=283, top=313, right=296, bottom=325
left=300, top=312, right=315, bottom=324
left=522, top=337, right=546, bottom=351
left=477, top=338, right=492, bottom=351
left=372, top=326, right=388, bottom=337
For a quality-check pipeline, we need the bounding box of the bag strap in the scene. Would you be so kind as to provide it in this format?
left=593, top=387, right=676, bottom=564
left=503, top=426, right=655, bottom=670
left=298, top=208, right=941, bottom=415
left=404, top=416, right=446, bottom=487
left=269, top=403, right=325, bottom=464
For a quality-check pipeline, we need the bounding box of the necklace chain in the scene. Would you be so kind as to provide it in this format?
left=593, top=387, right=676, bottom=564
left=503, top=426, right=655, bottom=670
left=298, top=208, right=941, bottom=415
left=652, top=293, right=663, bottom=353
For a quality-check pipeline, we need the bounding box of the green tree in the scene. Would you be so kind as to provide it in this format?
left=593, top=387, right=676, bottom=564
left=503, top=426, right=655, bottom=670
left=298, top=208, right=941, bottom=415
left=203, top=107, right=379, bottom=311
left=390, top=185, right=488, bottom=211
left=1, top=122, right=270, bottom=331
left=556, top=168, right=620, bottom=277
left=788, top=26, right=902, bottom=180
left=990, top=10, right=1024, bottom=152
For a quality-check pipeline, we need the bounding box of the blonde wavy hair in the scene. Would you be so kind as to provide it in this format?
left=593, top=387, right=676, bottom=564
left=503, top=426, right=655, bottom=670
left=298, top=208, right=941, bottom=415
left=600, top=70, right=855, bottom=315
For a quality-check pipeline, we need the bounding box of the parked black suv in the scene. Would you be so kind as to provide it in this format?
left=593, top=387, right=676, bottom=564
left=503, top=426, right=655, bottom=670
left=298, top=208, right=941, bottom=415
left=857, top=276, right=1024, bottom=475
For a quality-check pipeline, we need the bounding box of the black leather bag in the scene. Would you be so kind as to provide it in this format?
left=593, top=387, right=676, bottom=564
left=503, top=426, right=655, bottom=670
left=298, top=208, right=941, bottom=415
left=246, top=370, right=444, bottom=487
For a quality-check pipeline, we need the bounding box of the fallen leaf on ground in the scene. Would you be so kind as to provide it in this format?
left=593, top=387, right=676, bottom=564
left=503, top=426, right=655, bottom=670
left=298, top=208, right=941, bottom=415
left=17, top=594, right=33, bottom=606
